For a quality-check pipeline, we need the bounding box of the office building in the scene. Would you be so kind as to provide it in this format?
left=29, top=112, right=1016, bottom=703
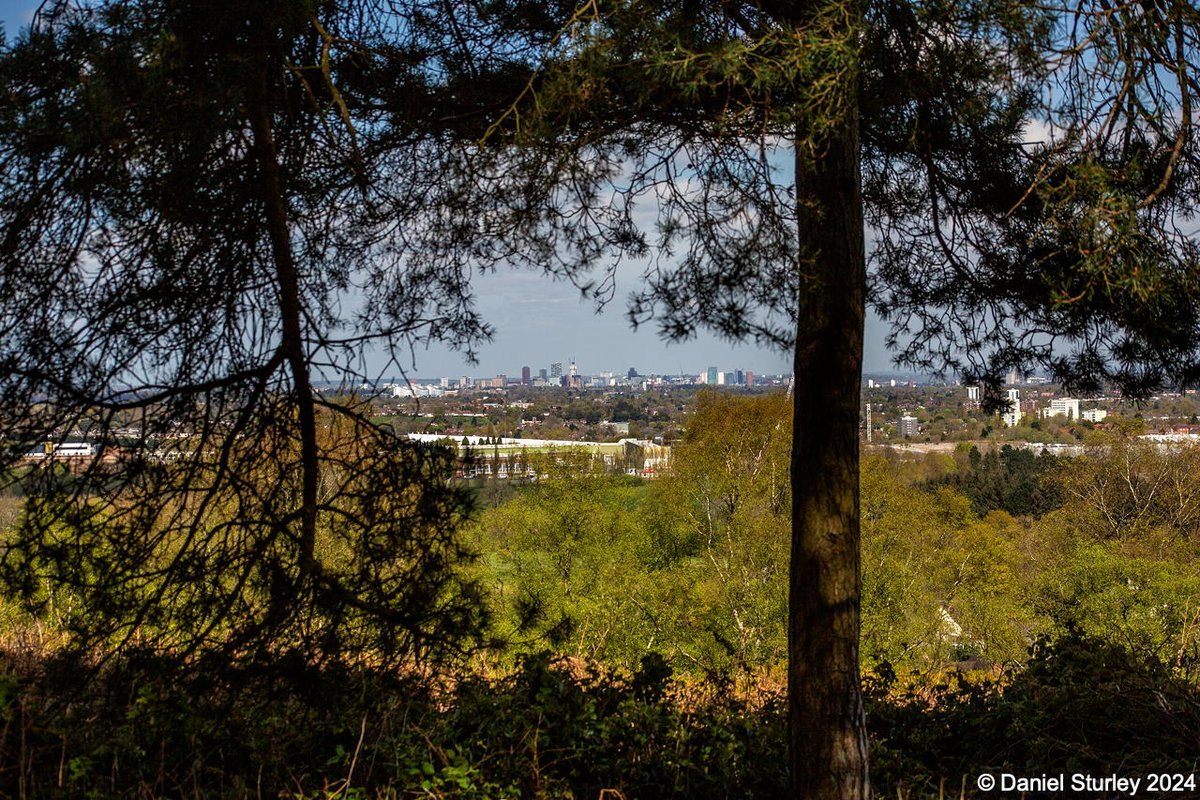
left=1046, top=397, right=1080, bottom=419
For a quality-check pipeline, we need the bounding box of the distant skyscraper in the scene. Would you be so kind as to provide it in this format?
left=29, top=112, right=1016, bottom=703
left=716, top=371, right=727, bottom=385
left=707, top=366, right=718, bottom=385
left=735, top=369, right=745, bottom=385
left=521, top=366, right=531, bottom=385
left=627, top=367, right=638, bottom=379
left=539, top=368, right=548, bottom=381
left=550, top=362, right=563, bottom=380
left=745, top=370, right=754, bottom=387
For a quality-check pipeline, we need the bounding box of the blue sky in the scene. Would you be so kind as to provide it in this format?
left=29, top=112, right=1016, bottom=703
left=0, top=1, right=899, bottom=380
left=0, top=0, right=30, bottom=35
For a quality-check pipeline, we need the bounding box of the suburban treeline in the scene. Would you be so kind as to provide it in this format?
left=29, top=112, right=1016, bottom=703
left=5, top=392, right=1200, bottom=797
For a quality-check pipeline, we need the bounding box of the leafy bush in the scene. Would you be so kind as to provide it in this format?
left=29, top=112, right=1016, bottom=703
left=868, top=635, right=1200, bottom=798
left=5, top=633, right=1200, bottom=798
left=0, top=646, right=787, bottom=799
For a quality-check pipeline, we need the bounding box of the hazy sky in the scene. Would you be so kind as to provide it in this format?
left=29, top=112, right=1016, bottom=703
left=394, top=263, right=847, bottom=380
left=0, top=1, right=901, bottom=380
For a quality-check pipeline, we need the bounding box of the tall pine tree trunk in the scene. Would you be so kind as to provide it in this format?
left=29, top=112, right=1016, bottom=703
left=788, top=37, right=870, bottom=799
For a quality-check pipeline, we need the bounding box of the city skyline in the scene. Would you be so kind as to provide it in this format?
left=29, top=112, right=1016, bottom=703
left=366, top=266, right=897, bottom=380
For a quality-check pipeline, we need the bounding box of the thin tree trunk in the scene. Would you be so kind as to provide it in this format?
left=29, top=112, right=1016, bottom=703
left=247, top=51, right=320, bottom=574
left=789, top=60, right=870, bottom=800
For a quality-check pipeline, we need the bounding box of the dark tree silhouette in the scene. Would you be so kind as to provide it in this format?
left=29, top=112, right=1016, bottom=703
left=0, top=0, right=554, bottom=669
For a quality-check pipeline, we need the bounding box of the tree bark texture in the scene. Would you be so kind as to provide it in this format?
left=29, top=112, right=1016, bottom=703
left=789, top=69, right=870, bottom=800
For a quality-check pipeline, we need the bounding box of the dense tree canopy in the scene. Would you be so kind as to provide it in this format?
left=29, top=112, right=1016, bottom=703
left=0, top=0, right=560, bottom=668
left=873, top=0, right=1200, bottom=397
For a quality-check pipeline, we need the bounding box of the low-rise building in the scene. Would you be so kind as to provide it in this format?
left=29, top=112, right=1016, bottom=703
left=1045, top=397, right=1080, bottom=419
